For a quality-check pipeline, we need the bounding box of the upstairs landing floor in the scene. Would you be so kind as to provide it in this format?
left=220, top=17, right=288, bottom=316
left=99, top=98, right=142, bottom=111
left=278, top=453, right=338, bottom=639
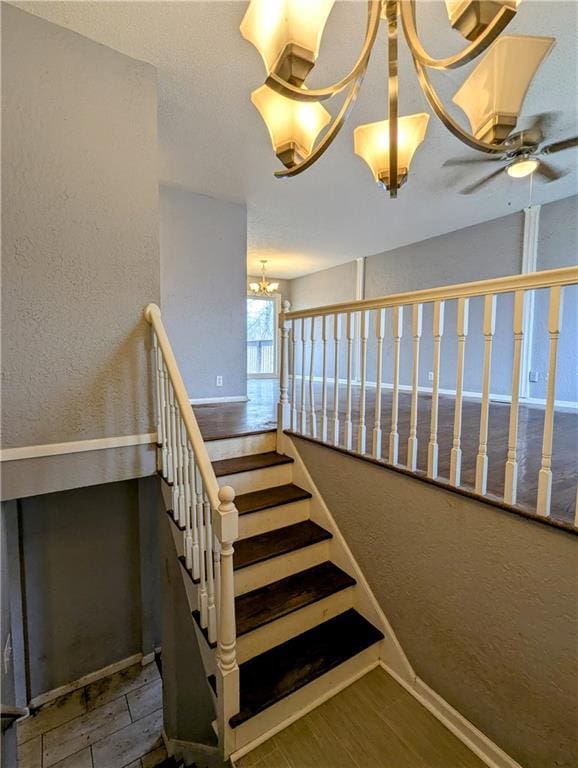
left=194, top=380, right=577, bottom=526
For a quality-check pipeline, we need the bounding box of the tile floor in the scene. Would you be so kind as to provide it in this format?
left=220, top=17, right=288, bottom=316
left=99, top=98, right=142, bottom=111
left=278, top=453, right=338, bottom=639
left=18, top=661, right=167, bottom=768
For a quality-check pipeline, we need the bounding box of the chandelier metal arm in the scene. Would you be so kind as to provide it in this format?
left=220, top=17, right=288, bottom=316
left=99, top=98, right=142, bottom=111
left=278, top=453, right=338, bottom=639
left=273, top=73, right=366, bottom=178
left=399, top=0, right=517, bottom=71
left=264, top=0, right=382, bottom=103
left=387, top=0, right=399, bottom=198
left=411, top=55, right=523, bottom=155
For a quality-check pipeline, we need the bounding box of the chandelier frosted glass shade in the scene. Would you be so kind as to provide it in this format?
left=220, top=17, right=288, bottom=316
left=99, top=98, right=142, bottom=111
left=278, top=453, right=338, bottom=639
left=452, top=35, right=555, bottom=144
left=354, top=114, right=430, bottom=189
left=251, top=85, right=331, bottom=168
left=444, top=0, right=521, bottom=41
left=240, top=0, right=336, bottom=85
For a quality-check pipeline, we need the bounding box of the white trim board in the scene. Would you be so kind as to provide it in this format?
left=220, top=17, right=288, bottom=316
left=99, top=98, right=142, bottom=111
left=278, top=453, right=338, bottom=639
left=0, top=432, right=156, bottom=463
left=291, top=375, right=578, bottom=411
left=381, top=662, right=522, bottom=768
left=189, top=395, right=248, bottom=404
left=28, top=653, right=149, bottom=709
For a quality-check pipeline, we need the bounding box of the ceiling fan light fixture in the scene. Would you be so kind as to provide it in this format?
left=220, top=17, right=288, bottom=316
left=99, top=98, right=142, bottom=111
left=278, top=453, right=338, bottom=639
left=251, top=85, right=331, bottom=168
left=452, top=34, right=555, bottom=144
left=506, top=156, right=539, bottom=178
left=354, top=113, right=430, bottom=189
left=240, top=0, right=335, bottom=85
left=444, top=0, right=521, bottom=41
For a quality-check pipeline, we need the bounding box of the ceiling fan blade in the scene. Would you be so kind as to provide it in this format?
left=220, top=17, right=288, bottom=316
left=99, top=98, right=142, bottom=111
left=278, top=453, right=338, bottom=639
left=459, top=167, right=505, bottom=195
left=443, top=156, right=504, bottom=168
left=535, top=161, right=567, bottom=182
left=542, top=137, right=578, bottom=155
left=517, top=111, right=560, bottom=145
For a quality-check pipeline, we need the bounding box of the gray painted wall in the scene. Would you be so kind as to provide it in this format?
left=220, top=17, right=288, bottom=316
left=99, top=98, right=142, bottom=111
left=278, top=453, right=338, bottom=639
left=19, top=480, right=160, bottom=699
left=294, top=437, right=578, bottom=768
left=1, top=5, right=159, bottom=454
left=286, top=197, right=577, bottom=401
left=161, top=186, right=247, bottom=400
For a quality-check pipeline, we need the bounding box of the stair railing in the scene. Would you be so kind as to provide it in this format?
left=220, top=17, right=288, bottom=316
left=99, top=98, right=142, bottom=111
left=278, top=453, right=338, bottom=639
left=144, top=303, right=239, bottom=757
left=277, top=267, right=578, bottom=526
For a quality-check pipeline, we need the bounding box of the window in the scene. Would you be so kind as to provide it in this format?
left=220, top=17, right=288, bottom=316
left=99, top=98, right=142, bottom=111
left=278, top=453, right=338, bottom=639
left=247, top=296, right=277, bottom=377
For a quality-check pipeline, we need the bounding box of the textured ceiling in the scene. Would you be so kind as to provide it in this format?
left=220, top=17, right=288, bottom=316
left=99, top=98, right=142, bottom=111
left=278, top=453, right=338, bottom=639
left=14, top=1, right=578, bottom=278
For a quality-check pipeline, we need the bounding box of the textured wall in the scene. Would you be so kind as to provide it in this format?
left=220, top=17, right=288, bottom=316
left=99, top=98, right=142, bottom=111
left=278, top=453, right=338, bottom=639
left=289, top=260, right=357, bottom=311
left=160, top=186, right=247, bottom=399
left=294, top=437, right=578, bottom=768
left=21, top=481, right=145, bottom=698
left=1, top=4, right=159, bottom=449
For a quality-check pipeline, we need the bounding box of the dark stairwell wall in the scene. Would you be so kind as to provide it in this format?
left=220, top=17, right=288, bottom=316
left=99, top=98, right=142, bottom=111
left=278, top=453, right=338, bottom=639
left=293, top=436, right=577, bottom=768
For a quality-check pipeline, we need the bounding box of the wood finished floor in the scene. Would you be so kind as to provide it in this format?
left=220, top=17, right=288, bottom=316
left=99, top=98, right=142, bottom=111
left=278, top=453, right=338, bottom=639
left=17, top=662, right=166, bottom=768
left=234, top=666, right=487, bottom=768
left=194, top=379, right=577, bottom=525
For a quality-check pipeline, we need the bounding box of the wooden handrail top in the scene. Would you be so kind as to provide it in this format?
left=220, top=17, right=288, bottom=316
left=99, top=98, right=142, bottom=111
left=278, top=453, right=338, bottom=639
left=283, top=266, right=578, bottom=320
left=144, top=303, right=220, bottom=510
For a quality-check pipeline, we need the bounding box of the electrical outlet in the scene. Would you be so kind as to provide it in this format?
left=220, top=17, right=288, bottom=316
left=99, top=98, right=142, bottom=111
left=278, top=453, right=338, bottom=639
left=216, top=376, right=223, bottom=387
left=428, top=371, right=434, bottom=382
left=529, top=370, right=539, bottom=383
left=4, top=632, right=12, bottom=674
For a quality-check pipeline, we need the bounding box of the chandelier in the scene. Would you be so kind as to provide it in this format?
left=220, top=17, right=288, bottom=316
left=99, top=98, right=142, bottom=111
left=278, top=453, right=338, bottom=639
left=240, top=0, right=556, bottom=198
left=249, top=260, right=280, bottom=295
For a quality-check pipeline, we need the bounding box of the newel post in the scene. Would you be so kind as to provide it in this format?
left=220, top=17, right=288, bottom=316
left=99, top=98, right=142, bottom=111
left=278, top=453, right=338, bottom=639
left=277, top=300, right=291, bottom=445
left=214, top=485, right=239, bottom=757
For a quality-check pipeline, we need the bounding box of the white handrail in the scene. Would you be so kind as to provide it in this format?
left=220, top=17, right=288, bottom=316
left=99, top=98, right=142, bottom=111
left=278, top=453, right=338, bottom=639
left=283, top=266, right=578, bottom=320
left=145, top=303, right=219, bottom=510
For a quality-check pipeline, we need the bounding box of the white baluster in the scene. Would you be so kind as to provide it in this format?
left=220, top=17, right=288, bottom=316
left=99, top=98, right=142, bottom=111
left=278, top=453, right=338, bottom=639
left=196, top=465, right=208, bottom=627
left=372, top=309, right=386, bottom=459
left=427, top=301, right=445, bottom=479
left=157, top=346, right=168, bottom=478
left=163, top=361, right=174, bottom=484
left=204, top=492, right=217, bottom=644
left=215, top=486, right=240, bottom=759
left=475, top=294, right=497, bottom=495
left=344, top=312, right=355, bottom=450
left=332, top=314, right=341, bottom=445
left=450, top=298, right=469, bottom=486
left=177, top=415, right=186, bottom=528
left=290, top=320, right=297, bottom=431
left=187, top=442, right=199, bottom=575
left=300, top=318, right=307, bottom=433
left=537, top=285, right=562, bottom=517
left=277, top=301, right=291, bottom=444
left=389, top=306, right=403, bottom=465
left=180, top=420, right=192, bottom=566
left=153, top=334, right=163, bottom=474
left=213, top=535, right=221, bottom=638
left=321, top=315, right=329, bottom=442
left=168, top=383, right=180, bottom=517
left=309, top=316, right=318, bottom=438
left=357, top=311, right=369, bottom=454
left=504, top=291, right=525, bottom=505
left=407, top=304, right=423, bottom=471
left=574, top=488, right=578, bottom=529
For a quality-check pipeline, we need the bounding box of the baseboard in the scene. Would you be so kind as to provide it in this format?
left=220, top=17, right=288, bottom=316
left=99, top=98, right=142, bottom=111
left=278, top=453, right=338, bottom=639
left=380, top=662, right=522, bottom=768
left=141, top=651, right=157, bottom=666
left=189, top=396, right=248, bottom=404
left=29, top=653, right=148, bottom=709
left=0, top=433, right=156, bottom=462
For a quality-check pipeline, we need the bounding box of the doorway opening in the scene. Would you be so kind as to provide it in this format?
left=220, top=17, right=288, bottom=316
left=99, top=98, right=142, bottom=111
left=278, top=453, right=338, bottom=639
left=247, top=295, right=278, bottom=378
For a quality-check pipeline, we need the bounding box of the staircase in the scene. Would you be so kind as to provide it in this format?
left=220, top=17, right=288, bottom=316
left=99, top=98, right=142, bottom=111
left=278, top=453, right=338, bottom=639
left=168, top=433, right=386, bottom=755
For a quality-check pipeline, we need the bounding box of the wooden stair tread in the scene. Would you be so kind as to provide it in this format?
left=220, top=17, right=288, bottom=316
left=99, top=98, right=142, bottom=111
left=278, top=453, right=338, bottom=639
left=212, top=451, right=293, bottom=477
left=229, top=609, right=384, bottom=727
left=235, top=483, right=312, bottom=515
left=234, top=521, right=331, bottom=570
left=236, top=562, right=356, bottom=637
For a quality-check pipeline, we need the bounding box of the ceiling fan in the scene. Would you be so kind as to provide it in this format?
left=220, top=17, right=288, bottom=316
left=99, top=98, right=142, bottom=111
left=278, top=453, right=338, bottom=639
left=443, top=113, right=578, bottom=195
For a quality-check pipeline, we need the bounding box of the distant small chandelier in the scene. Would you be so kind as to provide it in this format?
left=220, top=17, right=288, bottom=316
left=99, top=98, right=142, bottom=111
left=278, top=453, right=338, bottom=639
left=240, top=0, right=555, bottom=198
left=249, top=260, right=280, bottom=296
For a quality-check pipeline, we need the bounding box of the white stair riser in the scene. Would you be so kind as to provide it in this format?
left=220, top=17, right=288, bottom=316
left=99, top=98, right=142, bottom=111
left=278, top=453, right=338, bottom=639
left=237, top=588, right=356, bottom=664
left=219, top=463, right=293, bottom=494
left=234, top=541, right=330, bottom=597
left=238, top=500, right=310, bottom=540
left=231, top=644, right=382, bottom=756
left=206, top=433, right=276, bottom=461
